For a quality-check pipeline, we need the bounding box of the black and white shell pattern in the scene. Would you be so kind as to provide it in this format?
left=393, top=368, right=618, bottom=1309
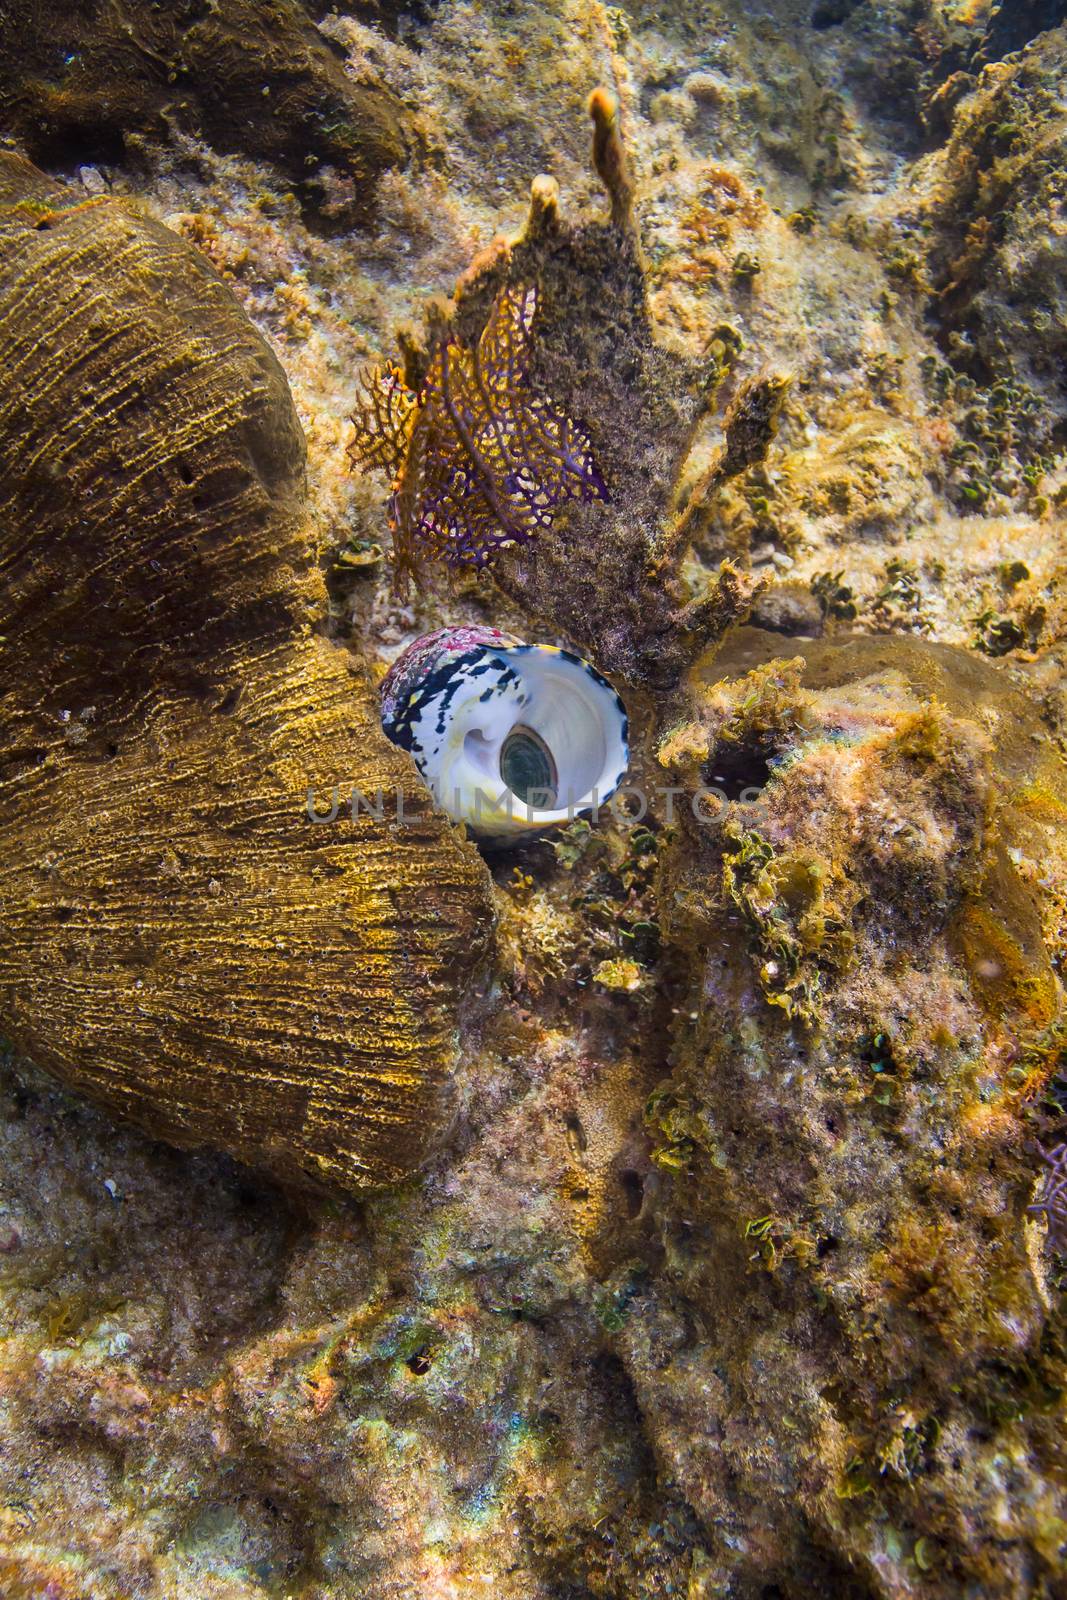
left=380, top=627, right=629, bottom=841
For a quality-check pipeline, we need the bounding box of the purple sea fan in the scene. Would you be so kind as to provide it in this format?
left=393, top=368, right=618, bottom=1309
left=1028, top=1142, right=1067, bottom=1247
left=348, top=284, right=607, bottom=586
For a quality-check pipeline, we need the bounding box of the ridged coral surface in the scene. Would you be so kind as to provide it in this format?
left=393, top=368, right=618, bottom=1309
left=0, top=155, right=490, bottom=1194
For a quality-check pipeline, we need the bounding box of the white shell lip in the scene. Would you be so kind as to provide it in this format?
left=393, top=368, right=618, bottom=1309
left=380, top=631, right=629, bottom=844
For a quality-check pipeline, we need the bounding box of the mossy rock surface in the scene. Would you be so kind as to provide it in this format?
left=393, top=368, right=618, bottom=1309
left=635, top=629, right=1067, bottom=1595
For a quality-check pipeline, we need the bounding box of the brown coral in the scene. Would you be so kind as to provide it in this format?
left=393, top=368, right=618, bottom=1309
left=0, top=155, right=491, bottom=1193
left=0, top=0, right=411, bottom=226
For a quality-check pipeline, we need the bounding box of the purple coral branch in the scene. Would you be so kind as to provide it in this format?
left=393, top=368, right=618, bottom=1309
left=1028, top=1141, right=1067, bottom=1247
left=349, top=282, right=606, bottom=579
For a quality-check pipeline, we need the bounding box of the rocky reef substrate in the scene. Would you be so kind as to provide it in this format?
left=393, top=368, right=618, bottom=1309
left=0, top=1, right=1065, bottom=1596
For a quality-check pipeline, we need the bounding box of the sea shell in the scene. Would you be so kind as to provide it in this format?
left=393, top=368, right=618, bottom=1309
left=381, top=627, right=629, bottom=841
left=0, top=155, right=491, bottom=1193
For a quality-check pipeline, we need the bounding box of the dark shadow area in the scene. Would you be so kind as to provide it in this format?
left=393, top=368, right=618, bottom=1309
left=811, top=0, right=863, bottom=28
left=981, top=0, right=1067, bottom=59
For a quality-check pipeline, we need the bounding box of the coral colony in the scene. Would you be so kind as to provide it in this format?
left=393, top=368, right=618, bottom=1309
left=0, top=155, right=491, bottom=1193
left=348, top=283, right=607, bottom=583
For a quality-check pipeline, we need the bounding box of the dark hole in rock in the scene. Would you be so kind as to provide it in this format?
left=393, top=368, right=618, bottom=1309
left=625, top=920, right=661, bottom=967
left=816, top=1235, right=839, bottom=1259
left=620, top=1168, right=644, bottom=1219
left=590, top=1349, right=645, bottom=1431
left=811, top=0, right=862, bottom=26
left=564, top=1112, right=587, bottom=1155
left=406, top=1347, right=432, bottom=1376
left=982, top=0, right=1067, bottom=59
left=10, top=1084, right=40, bottom=1116
left=704, top=742, right=774, bottom=803
left=28, top=119, right=127, bottom=172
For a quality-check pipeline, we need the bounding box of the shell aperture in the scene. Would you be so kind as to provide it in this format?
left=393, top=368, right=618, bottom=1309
left=381, top=628, right=629, bottom=841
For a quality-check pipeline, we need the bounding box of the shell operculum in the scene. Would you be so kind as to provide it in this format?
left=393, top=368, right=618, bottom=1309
left=381, top=628, right=629, bottom=843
